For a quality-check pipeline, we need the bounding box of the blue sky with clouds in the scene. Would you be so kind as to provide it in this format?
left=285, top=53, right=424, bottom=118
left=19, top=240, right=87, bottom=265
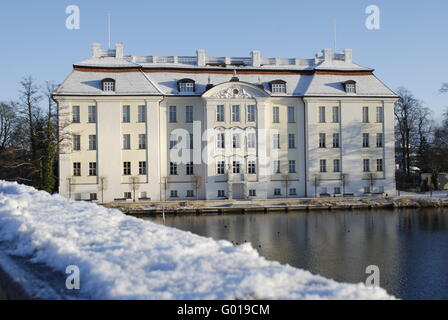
left=1, top=0, right=447, bottom=117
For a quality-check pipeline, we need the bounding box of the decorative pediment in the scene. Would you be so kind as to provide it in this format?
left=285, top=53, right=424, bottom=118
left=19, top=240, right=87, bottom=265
left=212, top=86, right=253, bottom=99
left=202, top=81, right=269, bottom=99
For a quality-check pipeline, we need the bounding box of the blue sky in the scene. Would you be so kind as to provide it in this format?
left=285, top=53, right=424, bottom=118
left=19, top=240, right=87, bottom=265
left=1, top=0, right=447, bottom=117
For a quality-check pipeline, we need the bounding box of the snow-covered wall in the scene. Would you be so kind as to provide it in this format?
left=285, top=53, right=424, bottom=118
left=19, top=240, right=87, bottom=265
left=0, top=181, right=393, bottom=299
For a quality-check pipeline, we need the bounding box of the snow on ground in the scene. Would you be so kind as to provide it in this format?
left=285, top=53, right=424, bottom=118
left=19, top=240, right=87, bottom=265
left=0, top=181, right=394, bottom=300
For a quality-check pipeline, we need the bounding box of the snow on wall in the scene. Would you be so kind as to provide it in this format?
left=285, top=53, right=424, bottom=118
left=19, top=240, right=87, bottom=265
left=0, top=181, right=393, bottom=300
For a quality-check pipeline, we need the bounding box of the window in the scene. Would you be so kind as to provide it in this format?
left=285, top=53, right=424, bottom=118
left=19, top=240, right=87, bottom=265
left=332, top=106, right=340, bottom=123
left=169, top=106, right=177, bottom=123
left=90, top=193, right=97, bottom=201
left=270, top=80, right=287, bottom=93
left=288, top=106, right=295, bottom=123
left=273, top=160, right=281, bottom=174
left=123, top=134, right=131, bottom=150
left=89, top=162, right=97, bottom=176
left=289, top=160, right=296, bottom=173
left=363, top=159, right=370, bottom=172
left=138, top=134, right=146, bottom=149
left=334, top=187, right=341, bottom=195
left=186, top=190, right=194, bottom=198
left=139, top=192, right=147, bottom=199
left=217, top=105, right=225, bottom=122
left=73, top=162, right=81, bottom=176
left=274, top=188, right=281, bottom=196
left=332, top=133, right=340, bottom=148
left=72, top=106, right=80, bottom=123
left=333, top=159, right=341, bottom=173
left=249, top=189, right=256, bottom=197
left=124, top=192, right=132, bottom=199
left=288, top=134, right=296, bottom=149
left=247, top=105, right=256, bottom=122
left=376, top=107, right=384, bottom=123
left=377, top=159, right=384, bottom=172
left=217, top=133, right=225, bottom=149
left=178, top=79, right=195, bottom=92
left=319, top=133, right=326, bottom=148
left=186, top=162, right=194, bottom=175
left=170, top=162, right=178, bottom=175
left=344, top=81, right=356, bottom=93
left=123, top=162, right=131, bottom=175
left=138, top=105, right=146, bottom=122
left=218, top=190, right=225, bottom=197
left=169, top=134, right=178, bottom=149
left=188, top=134, right=193, bottom=149
left=232, top=134, right=241, bottom=149
left=273, top=106, right=280, bottom=123
left=122, top=105, right=130, bottom=123
left=232, top=105, right=240, bottom=122
left=217, top=161, right=225, bottom=175
left=362, top=133, right=370, bottom=148
left=320, top=159, right=327, bottom=173
left=247, top=132, right=256, bottom=149
left=376, top=133, right=384, bottom=148
left=88, top=106, right=97, bottom=123
left=319, top=106, right=326, bottom=123
left=362, top=107, right=369, bottom=123
left=232, top=161, right=241, bottom=174
left=102, top=78, right=115, bottom=91
left=185, top=106, right=193, bottom=123
left=88, top=135, right=97, bottom=150
left=170, top=190, right=178, bottom=198
left=73, top=135, right=81, bottom=151
left=248, top=161, right=256, bottom=174
left=289, top=188, right=297, bottom=196
left=139, top=161, right=147, bottom=175
left=273, top=134, right=280, bottom=149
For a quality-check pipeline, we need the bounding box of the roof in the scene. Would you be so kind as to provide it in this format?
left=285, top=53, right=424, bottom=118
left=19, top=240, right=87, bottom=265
left=54, top=44, right=397, bottom=98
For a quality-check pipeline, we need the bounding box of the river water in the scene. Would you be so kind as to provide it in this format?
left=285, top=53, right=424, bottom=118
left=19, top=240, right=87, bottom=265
left=144, top=208, right=448, bottom=300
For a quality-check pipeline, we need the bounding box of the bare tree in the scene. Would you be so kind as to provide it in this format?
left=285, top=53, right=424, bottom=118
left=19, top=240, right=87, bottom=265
left=312, top=174, right=321, bottom=197
left=366, top=172, right=376, bottom=193
left=191, top=174, right=202, bottom=200
left=341, top=173, right=349, bottom=195
left=161, top=176, right=169, bottom=201
left=0, top=102, right=17, bottom=150
left=98, top=177, right=107, bottom=203
left=395, top=87, right=432, bottom=176
left=129, top=176, right=140, bottom=202
left=282, top=173, right=292, bottom=198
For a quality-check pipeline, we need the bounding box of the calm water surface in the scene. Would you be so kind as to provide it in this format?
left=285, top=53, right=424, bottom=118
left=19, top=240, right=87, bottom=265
left=144, top=208, right=448, bottom=300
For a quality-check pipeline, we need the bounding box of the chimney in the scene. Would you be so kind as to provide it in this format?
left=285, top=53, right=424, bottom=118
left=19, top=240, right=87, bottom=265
left=92, top=43, right=102, bottom=58
left=197, top=49, right=205, bottom=67
left=115, top=43, right=124, bottom=59
left=251, top=50, right=261, bottom=67
left=323, top=48, right=333, bottom=61
left=344, top=49, right=353, bottom=63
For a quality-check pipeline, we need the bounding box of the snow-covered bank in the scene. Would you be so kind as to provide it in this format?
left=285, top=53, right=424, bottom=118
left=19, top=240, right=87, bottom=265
left=0, top=181, right=394, bottom=299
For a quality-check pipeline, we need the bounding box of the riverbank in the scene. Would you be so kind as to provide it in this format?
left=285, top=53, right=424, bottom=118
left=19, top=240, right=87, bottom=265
left=104, top=196, right=448, bottom=216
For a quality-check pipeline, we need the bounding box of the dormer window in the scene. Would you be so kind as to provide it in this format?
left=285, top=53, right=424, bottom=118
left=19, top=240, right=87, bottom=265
left=269, top=80, right=287, bottom=94
left=178, top=79, right=195, bottom=93
left=102, top=78, right=115, bottom=91
left=344, top=80, right=356, bottom=94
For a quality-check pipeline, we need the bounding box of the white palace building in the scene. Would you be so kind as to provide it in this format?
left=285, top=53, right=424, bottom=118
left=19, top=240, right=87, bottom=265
left=53, top=43, right=398, bottom=202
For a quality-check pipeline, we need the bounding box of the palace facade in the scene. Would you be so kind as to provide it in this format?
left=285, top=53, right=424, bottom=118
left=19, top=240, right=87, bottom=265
left=53, top=43, right=398, bottom=202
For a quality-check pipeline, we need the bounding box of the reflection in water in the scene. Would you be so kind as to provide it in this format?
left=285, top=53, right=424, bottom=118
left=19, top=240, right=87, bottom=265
left=143, top=208, right=448, bottom=300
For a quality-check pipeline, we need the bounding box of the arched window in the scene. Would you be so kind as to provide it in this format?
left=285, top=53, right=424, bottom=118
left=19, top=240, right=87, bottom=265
left=344, top=80, right=357, bottom=94
left=269, top=80, right=287, bottom=93
left=102, top=78, right=115, bottom=92
left=177, top=79, right=195, bottom=92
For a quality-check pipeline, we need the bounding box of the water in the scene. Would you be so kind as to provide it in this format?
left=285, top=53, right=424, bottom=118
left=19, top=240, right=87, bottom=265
left=143, top=208, right=448, bottom=300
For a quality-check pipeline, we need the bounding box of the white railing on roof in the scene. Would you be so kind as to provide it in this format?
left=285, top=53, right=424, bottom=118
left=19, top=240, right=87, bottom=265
left=178, top=56, right=197, bottom=65
left=333, top=53, right=345, bottom=61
